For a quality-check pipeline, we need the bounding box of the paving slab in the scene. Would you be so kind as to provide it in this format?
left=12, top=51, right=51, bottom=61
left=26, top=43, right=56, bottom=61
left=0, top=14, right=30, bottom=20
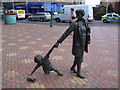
left=1, top=22, right=118, bottom=89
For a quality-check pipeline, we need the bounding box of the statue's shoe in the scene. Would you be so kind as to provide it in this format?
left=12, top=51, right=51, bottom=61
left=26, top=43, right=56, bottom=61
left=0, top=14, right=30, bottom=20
left=76, top=73, right=86, bottom=79
left=58, top=73, right=63, bottom=76
left=27, top=77, right=36, bottom=82
left=70, top=68, right=77, bottom=73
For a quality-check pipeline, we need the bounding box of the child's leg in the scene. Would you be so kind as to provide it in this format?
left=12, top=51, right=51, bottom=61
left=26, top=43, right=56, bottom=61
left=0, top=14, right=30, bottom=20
left=52, top=67, right=63, bottom=76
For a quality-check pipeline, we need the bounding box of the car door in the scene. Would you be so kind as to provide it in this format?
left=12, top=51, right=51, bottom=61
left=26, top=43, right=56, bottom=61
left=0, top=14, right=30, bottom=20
left=32, top=14, right=37, bottom=20
left=59, top=9, right=68, bottom=21
left=35, top=14, right=41, bottom=20
left=107, top=14, right=112, bottom=22
left=113, top=14, right=119, bottom=22
left=38, top=14, right=45, bottom=20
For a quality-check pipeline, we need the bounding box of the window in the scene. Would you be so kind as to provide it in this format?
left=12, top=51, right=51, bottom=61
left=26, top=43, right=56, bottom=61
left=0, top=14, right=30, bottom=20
left=35, top=14, right=44, bottom=15
left=113, top=15, right=118, bottom=17
left=107, top=15, right=112, bottom=17
left=60, top=9, right=64, bottom=14
left=39, top=14, right=45, bottom=15
left=46, top=13, right=50, bottom=15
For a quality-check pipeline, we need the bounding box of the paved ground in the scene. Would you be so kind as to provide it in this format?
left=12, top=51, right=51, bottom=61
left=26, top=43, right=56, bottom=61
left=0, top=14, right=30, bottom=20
left=1, top=21, right=119, bottom=88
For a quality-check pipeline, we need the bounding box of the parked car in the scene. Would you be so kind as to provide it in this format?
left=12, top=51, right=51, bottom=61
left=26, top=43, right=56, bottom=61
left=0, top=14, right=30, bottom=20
left=25, top=13, right=32, bottom=18
left=39, top=11, right=58, bottom=19
left=102, top=13, right=120, bottom=23
left=28, top=12, right=51, bottom=21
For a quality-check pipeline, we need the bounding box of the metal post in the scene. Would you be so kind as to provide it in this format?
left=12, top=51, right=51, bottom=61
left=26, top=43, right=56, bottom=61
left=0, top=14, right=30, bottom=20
left=26, top=0, right=28, bottom=13
left=106, top=0, right=108, bottom=14
left=12, top=0, right=14, bottom=9
left=50, top=1, right=53, bottom=27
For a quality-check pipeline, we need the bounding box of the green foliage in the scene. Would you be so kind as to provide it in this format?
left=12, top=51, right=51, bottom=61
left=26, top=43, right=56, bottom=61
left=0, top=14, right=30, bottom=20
left=94, top=14, right=102, bottom=20
left=108, top=4, right=117, bottom=13
left=97, top=6, right=106, bottom=15
left=94, top=6, right=106, bottom=20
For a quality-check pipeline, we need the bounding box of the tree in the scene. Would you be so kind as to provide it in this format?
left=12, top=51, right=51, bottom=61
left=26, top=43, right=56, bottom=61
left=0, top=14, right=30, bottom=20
left=97, top=6, right=106, bottom=15
left=94, top=6, right=106, bottom=20
left=108, top=4, right=117, bottom=13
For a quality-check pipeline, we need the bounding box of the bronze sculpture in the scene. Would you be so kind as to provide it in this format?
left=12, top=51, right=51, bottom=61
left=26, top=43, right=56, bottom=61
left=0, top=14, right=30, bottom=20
left=27, top=43, right=63, bottom=82
left=27, top=9, right=91, bottom=82
left=54, top=9, right=91, bottom=78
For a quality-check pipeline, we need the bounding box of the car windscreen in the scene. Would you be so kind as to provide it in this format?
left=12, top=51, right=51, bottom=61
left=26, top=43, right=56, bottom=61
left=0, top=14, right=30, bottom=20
left=46, top=13, right=50, bottom=15
left=113, top=15, right=118, bottom=17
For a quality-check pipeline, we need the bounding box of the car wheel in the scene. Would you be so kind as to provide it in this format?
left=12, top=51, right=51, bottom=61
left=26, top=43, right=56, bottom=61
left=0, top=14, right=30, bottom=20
left=55, top=18, right=61, bottom=22
left=39, top=18, right=44, bottom=22
left=103, top=19, right=108, bottom=23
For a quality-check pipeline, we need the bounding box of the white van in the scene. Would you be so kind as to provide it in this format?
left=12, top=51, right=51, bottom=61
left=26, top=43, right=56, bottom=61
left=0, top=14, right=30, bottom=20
left=54, top=4, right=93, bottom=22
left=17, top=10, right=25, bottom=19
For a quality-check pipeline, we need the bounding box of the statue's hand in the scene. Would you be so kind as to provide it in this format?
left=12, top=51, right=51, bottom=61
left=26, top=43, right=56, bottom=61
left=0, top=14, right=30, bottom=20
left=54, top=42, right=59, bottom=48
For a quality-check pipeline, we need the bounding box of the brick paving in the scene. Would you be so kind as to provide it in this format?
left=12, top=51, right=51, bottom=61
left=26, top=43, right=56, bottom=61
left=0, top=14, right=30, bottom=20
left=1, top=22, right=118, bottom=88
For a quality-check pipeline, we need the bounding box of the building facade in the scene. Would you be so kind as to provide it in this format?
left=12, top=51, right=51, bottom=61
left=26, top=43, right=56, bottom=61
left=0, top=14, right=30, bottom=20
left=2, top=2, right=67, bottom=13
left=99, top=1, right=120, bottom=13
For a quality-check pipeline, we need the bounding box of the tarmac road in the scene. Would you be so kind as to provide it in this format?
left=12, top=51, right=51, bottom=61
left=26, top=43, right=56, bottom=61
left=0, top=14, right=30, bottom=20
left=17, top=19, right=119, bottom=28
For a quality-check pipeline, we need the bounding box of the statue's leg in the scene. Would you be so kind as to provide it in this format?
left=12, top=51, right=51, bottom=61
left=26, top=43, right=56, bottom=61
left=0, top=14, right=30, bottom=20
left=76, top=56, right=85, bottom=79
left=70, top=56, right=77, bottom=73
left=52, top=67, right=63, bottom=76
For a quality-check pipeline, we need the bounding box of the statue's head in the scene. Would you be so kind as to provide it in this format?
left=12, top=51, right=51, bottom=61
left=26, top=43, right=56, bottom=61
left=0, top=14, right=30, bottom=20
left=75, top=9, right=85, bottom=18
left=34, top=55, right=43, bottom=64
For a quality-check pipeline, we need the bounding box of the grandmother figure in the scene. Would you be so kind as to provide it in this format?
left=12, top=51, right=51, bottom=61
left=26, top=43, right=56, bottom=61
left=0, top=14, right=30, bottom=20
left=54, top=9, right=91, bottom=78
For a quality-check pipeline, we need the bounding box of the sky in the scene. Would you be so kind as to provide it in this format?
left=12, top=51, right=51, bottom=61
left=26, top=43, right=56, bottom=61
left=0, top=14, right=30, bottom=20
left=85, top=0, right=101, bottom=7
